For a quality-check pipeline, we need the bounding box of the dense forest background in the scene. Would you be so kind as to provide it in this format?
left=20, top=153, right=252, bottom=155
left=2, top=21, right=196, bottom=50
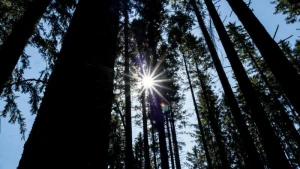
left=0, top=0, right=300, bottom=169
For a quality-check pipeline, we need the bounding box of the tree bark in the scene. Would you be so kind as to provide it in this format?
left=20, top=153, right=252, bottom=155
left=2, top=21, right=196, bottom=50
left=226, top=0, right=300, bottom=116
left=0, top=0, right=52, bottom=95
left=189, top=0, right=265, bottom=168
left=204, top=1, right=292, bottom=168
left=17, top=0, right=119, bottom=168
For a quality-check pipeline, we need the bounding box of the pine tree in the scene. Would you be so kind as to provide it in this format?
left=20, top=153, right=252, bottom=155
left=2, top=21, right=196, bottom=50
left=227, top=23, right=300, bottom=166
left=205, top=1, right=292, bottom=168
left=189, top=1, right=265, bottom=168
left=227, top=0, right=300, bottom=116
left=123, top=0, right=134, bottom=168
left=272, top=0, right=300, bottom=23
left=181, top=46, right=214, bottom=169
left=0, top=0, right=52, bottom=95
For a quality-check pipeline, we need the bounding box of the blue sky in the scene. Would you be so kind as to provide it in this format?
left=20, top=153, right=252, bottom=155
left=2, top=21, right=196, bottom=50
left=1, top=1, right=300, bottom=169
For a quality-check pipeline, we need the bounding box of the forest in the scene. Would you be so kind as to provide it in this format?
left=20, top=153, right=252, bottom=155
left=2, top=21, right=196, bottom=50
left=0, top=0, right=300, bottom=168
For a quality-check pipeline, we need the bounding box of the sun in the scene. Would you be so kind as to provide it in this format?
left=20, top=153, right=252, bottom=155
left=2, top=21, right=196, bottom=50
left=142, top=75, right=154, bottom=89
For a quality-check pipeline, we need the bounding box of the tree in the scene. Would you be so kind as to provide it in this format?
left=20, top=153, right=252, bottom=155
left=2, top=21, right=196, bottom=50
left=272, top=0, right=300, bottom=23
left=17, top=0, right=120, bottom=168
left=134, top=133, right=145, bottom=169
left=205, top=1, right=292, bottom=168
left=227, top=0, right=300, bottom=116
left=180, top=44, right=214, bottom=169
left=141, top=91, right=151, bottom=169
left=0, top=0, right=76, bottom=137
left=0, top=0, right=52, bottom=95
left=227, top=23, right=300, bottom=166
left=189, top=1, right=265, bottom=168
left=123, top=0, right=134, bottom=168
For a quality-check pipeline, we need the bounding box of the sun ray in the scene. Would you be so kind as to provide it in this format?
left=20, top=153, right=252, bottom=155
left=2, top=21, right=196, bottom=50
left=153, top=79, right=173, bottom=83
left=151, top=87, right=169, bottom=104
left=152, top=83, right=172, bottom=91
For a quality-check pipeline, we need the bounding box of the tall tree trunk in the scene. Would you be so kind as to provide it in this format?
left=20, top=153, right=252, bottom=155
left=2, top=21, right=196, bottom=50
left=166, top=111, right=175, bottom=169
left=189, top=1, right=265, bottom=168
left=226, top=0, right=300, bottom=115
left=151, top=119, right=159, bottom=169
left=147, top=0, right=169, bottom=168
left=204, top=1, right=292, bottom=168
left=17, top=0, right=119, bottom=168
left=169, top=105, right=182, bottom=169
left=123, top=0, right=134, bottom=168
left=142, top=91, right=151, bottom=169
left=182, top=51, right=214, bottom=169
left=0, top=0, right=52, bottom=95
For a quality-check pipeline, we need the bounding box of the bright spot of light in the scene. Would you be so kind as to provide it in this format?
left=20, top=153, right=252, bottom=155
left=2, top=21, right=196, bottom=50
left=142, top=75, right=154, bottom=89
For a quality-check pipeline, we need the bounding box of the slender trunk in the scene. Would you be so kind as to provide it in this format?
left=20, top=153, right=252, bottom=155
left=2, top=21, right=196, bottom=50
left=182, top=52, right=214, bottom=169
left=204, top=1, right=292, bottom=168
left=226, top=0, right=300, bottom=116
left=142, top=91, right=151, bottom=169
left=189, top=1, right=265, bottom=168
left=17, top=0, right=119, bottom=168
left=123, top=0, right=134, bottom=168
left=0, top=0, right=52, bottom=95
left=166, top=112, right=175, bottom=169
left=151, top=120, right=159, bottom=169
left=170, top=105, right=182, bottom=169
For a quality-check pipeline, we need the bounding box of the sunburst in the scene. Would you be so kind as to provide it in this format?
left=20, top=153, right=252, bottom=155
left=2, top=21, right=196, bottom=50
left=122, top=54, right=173, bottom=104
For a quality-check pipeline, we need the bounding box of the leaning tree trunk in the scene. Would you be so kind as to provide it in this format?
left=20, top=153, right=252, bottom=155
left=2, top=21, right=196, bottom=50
left=189, top=0, right=265, bottom=168
left=226, top=0, right=300, bottom=116
left=123, top=0, right=134, bottom=168
left=182, top=51, right=214, bottom=169
left=204, top=1, right=292, bottom=168
left=0, top=0, right=52, bottom=95
left=169, top=105, right=182, bottom=169
left=142, top=91, right=151, bottom=169
left=17, top=0, right=119, bottom=168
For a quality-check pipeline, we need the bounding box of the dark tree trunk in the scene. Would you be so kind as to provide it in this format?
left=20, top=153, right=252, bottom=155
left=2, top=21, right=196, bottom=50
left=182, top=51, right=214, bottom=169
left=0, top=0, right=52, bottom=95
left=226, top=0, right=300, bottom=116
left=204, top=1, right=292, bottom=168
left=17, top=0, right=119, bottom=168
left=147, top=0, right=169, bottom=168
left=189, top=0, right=265, bottom=169
left=151, top=119, right=159, bottom=169
left=169, top=105, right=182, bottom=169
left=142, top=91, right=151, bottom=169
left=166, top=111, right=175, bottom=169
left=123, top=0, right=134, bottom=168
